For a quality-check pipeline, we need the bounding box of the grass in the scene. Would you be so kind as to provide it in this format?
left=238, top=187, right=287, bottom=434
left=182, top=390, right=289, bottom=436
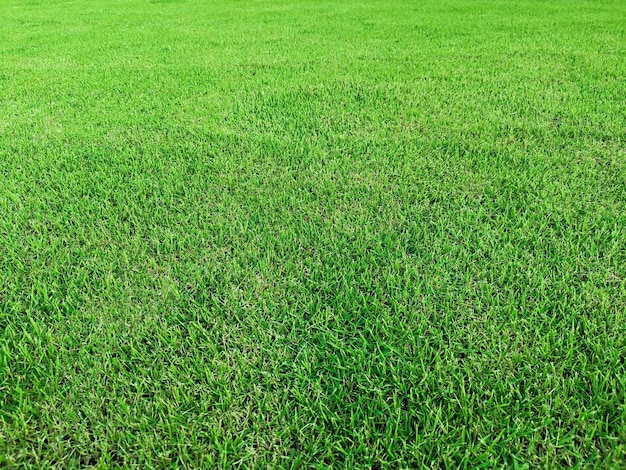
left=1, top=0, right=626, bottom=466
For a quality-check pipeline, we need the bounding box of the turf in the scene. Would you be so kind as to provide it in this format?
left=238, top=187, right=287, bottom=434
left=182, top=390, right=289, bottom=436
left=1, top=0, right=626, bottom=467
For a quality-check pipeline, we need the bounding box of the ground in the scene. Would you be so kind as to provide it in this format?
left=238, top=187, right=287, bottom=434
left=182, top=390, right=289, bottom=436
left=1, top=0, right=625, bottom=467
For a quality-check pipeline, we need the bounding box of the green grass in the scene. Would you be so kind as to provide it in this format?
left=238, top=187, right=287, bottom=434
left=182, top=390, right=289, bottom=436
left=1, top=0, right=626, bottom=466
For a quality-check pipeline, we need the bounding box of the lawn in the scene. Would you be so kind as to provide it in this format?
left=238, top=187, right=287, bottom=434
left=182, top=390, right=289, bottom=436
left=1, top=0, right=626, bottom=467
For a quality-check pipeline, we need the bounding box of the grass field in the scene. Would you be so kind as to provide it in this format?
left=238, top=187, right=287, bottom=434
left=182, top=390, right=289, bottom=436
left=1, top=0, right=626, bottom=466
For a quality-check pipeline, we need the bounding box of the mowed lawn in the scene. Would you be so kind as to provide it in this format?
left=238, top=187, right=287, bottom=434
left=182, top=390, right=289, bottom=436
left=1, top=0, right=626, bottom=466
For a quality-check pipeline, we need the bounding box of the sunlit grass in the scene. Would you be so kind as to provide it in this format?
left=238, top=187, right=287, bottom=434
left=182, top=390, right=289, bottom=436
left=1, top=0, right=625, bottom=466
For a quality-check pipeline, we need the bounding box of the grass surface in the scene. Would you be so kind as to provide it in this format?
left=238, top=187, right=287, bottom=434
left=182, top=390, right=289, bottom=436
left=1, top=0, right=626, bottom=467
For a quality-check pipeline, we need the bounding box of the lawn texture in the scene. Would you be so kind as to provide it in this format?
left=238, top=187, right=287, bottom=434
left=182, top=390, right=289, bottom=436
left=1, top=0, right=626, bottom=467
